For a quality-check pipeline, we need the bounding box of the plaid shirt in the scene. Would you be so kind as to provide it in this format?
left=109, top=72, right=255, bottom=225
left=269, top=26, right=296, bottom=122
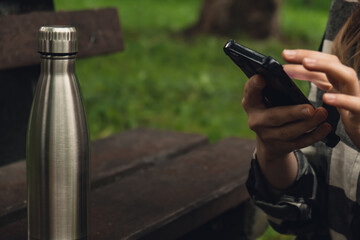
left=246, top=0, right=360, bottom=239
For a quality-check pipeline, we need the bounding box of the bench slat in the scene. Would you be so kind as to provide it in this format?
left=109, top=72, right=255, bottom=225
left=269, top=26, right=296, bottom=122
left=0, top=136, right=255, bottom=239
left=0, top=8, right=124, bottom=70
left=0, top=128, right=208, bottom=226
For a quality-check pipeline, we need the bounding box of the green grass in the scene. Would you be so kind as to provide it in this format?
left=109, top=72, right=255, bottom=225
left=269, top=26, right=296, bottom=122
left=54, top=0, right=330, bottom=239
left=53, top=0, right=329, bottom=142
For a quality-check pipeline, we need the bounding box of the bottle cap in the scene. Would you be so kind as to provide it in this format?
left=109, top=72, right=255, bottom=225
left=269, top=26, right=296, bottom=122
left=38, top=26, right=78, bottom=54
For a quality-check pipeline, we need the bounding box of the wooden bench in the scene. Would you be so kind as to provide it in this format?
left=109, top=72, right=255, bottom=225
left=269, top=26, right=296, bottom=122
left=0, top=129, right=255, bottom=239
left=0, top=1, right=256, bottom=239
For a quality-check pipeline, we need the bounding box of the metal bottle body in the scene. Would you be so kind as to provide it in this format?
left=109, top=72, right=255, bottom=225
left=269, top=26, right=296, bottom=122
left=27, top=54, right=90, bottom=240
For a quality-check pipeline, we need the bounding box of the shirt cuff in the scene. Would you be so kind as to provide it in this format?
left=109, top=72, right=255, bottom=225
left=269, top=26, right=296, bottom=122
left=246, top=149, right=319, bottom=228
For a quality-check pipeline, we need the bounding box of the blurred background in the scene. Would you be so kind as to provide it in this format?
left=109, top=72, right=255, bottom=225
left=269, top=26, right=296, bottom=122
left=54, top=0, right=331, bottom=239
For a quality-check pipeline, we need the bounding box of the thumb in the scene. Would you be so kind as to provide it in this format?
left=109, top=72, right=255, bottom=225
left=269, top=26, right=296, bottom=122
left=242, top=75, right=266, bottom=111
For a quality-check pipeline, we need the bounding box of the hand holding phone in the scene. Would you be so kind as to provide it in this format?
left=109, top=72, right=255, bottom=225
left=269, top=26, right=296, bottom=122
left=223, top=39, right=340, bottom=148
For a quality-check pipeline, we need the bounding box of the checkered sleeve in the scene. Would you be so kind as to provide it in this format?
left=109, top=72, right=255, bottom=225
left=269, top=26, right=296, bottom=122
left=246, top=151, right=328, bottom=237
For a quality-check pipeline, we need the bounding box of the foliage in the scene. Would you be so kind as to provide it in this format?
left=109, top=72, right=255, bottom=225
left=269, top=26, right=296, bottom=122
left=54, top=0, right=330, bottom=239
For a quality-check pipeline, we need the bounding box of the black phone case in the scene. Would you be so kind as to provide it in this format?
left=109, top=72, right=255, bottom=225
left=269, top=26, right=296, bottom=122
left=223, top=39, right=340, bottom=147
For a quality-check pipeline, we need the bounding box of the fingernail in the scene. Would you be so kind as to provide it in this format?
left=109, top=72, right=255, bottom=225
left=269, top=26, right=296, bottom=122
left=301, top=107, right=311, bottom=117
left=287, top=72, right=295, bottom=79
left=320, top=123, right=332, bottom=134
left=324, top=93, right=336, bottom=102
left=315, top=110, right=327, bottom=121
left=283, top=49, right=296, bottom=58
left=304, top=58, right=316, bottom=66
left=253, top=75, right=265, bottom=87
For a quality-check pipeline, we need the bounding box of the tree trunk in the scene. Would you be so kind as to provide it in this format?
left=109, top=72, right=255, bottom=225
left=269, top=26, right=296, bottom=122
left=184, top=0, right=281, bottom=39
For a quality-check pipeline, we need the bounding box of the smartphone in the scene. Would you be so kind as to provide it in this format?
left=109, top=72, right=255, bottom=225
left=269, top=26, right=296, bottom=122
left=223, top=39, right=340, bottom=147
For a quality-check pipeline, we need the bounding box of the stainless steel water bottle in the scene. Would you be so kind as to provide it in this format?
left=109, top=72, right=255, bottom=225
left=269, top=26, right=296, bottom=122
left=27, top=26, right=90, bottom=240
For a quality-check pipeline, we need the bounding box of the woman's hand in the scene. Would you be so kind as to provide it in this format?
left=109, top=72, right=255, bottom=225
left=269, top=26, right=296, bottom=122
left=283, top=49, right=360, bottom=148
left=242, top=75, right=331, bottom=189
